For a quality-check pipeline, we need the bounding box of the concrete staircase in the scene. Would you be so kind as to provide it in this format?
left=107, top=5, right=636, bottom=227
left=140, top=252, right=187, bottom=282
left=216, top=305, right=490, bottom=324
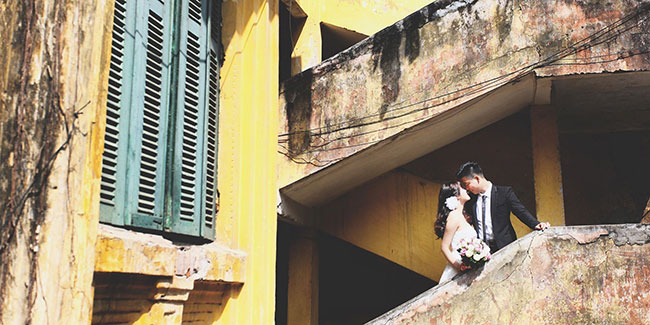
left=368, top=224, right=650, bottom=324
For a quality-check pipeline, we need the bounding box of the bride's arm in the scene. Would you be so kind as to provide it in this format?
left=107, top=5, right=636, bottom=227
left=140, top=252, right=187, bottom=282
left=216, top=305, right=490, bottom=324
left=440, top=213, right=463, bottom=271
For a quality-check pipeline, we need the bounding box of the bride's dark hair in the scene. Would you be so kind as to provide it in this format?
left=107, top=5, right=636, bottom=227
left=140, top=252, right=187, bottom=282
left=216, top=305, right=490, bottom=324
left=434, top=182, right=462, bottom=239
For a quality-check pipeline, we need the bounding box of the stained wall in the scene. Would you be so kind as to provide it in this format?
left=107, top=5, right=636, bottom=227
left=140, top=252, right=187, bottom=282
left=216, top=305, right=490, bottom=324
left=278, top=0, right=650, bottom=189
left=369, top=224, right=650, bottom=324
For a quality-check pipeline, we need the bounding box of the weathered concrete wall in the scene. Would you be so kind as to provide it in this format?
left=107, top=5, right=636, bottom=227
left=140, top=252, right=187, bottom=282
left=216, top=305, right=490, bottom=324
left=278, top=0, right=650, bottom=188
left=0, top=0, right=113, bottom=323
left=369, top=224, right=650, bottom=324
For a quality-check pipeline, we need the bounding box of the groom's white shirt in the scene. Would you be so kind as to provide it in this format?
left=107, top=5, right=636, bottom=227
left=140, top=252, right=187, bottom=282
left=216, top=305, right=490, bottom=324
left=476, top=182, right=494, bottom=242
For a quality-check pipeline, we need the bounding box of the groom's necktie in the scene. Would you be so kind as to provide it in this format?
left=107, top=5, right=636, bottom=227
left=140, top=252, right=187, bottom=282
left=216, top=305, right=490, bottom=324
left=481, top=195, right=487, bottom=241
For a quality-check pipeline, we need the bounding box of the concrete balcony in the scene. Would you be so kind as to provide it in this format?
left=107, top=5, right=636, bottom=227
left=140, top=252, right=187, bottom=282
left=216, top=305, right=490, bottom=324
left=368, top=224, right=650, bottom=324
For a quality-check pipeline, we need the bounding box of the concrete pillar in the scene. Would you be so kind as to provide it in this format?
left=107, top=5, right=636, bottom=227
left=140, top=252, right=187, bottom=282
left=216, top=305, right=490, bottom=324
left=288, top=229, right=319, bottom=324
left=530, top=104, right=566, bottom=226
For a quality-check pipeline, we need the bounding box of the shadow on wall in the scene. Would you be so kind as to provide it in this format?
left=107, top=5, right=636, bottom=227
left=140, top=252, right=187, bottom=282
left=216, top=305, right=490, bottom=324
left=221, top=0, right=274, bottom=80
left=92, top=273, right=243, bottom=324
left=92, top=273, right=162, bottom=324
left=319, top=233, right=435, bottom=325
left=182, top=282, right=243, bottom=322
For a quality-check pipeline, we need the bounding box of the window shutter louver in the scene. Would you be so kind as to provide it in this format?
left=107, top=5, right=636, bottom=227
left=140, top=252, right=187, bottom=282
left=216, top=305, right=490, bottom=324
left=125, top=0, right=174, bottom=230
left=202, top=0, right=222, bottom=240
left=168, top=0, right=210, bottom=236
left=100, top=0, right=136, bottom=226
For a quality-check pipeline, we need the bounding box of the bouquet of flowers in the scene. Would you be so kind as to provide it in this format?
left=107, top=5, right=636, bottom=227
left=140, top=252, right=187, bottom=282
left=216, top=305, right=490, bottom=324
left=457, top=238, right=491, bottom=269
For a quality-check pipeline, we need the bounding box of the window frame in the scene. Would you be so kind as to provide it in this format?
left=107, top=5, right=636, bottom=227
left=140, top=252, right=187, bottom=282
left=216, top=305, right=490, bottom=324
left=99, top=0, right=221, bottom=241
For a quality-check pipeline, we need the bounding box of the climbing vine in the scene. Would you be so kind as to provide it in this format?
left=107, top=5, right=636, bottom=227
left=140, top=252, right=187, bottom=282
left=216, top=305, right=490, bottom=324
left=0, top=0, right=77, bottom=321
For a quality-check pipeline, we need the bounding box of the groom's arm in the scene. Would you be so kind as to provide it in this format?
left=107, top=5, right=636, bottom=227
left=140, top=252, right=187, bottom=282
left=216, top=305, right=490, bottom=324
left=505, top=187, right=540, bottom=230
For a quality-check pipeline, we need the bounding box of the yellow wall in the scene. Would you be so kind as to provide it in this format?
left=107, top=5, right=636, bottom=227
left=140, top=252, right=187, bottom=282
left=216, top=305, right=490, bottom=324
left=316, top=168, right=538, bottom=283
left=319, top=170, right=446, bottom=281
left=216, top=0, right=279, bottom=323
left=289, top=0, right=433, bottom=74
left=530, top=105, right=566, bottom=226
left=93, top=0, right=429, bottom=323
left=94, top=1, right=281, bottom=323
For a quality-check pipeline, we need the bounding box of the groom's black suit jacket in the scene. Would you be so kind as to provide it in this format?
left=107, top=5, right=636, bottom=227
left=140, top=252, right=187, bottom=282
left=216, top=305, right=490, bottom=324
left=466, top=185, right=540, bottom=251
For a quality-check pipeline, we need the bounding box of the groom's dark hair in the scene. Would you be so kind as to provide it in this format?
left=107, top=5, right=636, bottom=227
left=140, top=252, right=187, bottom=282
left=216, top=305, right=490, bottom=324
left=456, top=161, right=484, bottom=179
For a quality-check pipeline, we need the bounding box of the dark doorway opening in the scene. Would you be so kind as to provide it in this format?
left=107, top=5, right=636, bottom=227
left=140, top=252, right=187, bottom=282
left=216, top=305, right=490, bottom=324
left=559, top=131, right=650, bottom=225
left=553, top=73, right=650, bottom=225
left=275, top=221, right=290, bottom=325
left=319, top=233, right=435, bottom=324
left=320, top=22, right=367, bottom=61
left=275, top=221, right=436, bottom=325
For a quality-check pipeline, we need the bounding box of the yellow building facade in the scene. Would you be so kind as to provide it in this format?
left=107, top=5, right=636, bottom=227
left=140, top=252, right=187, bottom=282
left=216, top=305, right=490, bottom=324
left=92, top=0, right=282, bottom=323
left=5, top=0, right=618, bottom=323
left=0, top=0, right=435, bottom=324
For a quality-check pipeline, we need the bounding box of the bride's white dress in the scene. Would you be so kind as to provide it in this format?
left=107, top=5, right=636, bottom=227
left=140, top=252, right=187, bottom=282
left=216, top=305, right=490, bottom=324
left=439, top=226, right=478, bottom=283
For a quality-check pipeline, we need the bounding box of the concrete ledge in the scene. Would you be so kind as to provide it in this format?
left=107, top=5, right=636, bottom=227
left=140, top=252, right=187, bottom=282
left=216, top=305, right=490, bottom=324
left=94, top=224, right=246, bottom=283
left=368, top=224, right=650, bottom=324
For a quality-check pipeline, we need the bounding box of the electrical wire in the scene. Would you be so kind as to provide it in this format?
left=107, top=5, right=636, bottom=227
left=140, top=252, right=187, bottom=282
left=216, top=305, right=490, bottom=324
left=278, top=5, right=649, bottom=139
left=278, top=4, right=650, bottom=167
left=281, top=46, right=650, bottom=157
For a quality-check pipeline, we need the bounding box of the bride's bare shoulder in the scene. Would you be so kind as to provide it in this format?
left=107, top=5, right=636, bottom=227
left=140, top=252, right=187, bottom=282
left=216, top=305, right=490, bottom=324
left=447, top=210, right=464, bottom=224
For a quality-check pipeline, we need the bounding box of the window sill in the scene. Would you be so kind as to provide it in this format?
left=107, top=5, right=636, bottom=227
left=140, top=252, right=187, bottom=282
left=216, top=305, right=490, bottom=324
left=94, top=224, right=246, bottom=284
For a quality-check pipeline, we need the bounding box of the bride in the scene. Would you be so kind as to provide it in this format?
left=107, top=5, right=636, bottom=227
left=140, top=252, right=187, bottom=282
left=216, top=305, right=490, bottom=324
left=435, top=181, right=477, bottom=283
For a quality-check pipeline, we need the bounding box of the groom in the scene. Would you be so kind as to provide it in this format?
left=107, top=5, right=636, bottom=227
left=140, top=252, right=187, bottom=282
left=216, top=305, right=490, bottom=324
left=456, top=162, right=549, bottom=253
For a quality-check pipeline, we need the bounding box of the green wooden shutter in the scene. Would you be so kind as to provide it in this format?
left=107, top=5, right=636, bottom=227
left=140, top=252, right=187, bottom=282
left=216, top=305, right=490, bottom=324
left=123, top=0, right=174, bottom=230
left=201, top=0, right=222, bottom=240
left=100, top=0, right=136, bottom=226
left=169, top=0, right=210, bottom=237
left=101, top=0, right=219, bottom=241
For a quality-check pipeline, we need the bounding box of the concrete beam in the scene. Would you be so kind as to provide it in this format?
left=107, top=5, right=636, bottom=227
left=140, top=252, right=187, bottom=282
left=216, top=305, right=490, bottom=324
left=279, top=0, right=650, bottom=194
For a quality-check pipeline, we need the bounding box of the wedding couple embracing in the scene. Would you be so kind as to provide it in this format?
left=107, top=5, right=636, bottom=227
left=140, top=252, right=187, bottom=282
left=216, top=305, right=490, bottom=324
left=436, top=162, right=550, bottom=283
